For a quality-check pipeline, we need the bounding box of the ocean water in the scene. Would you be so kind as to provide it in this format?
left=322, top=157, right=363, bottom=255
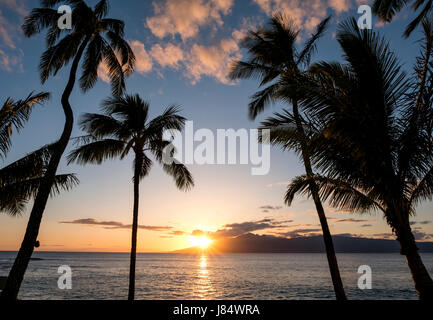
left=1, top=252, right=432, bottom=300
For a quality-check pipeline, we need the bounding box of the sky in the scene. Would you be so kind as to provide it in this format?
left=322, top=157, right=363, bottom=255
left=0, top=0, right=433, bottom=252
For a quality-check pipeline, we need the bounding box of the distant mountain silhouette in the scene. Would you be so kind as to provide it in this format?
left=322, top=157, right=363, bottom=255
left=173, top=233, right=433, bottom=254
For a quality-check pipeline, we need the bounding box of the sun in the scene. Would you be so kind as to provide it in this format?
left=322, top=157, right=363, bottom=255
left=189, top=236, right=212, bottom=249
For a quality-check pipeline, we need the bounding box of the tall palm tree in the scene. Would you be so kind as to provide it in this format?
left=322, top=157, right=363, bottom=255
left=373, top=0, right=432, bottom=36
left=1, top=0, right=135, bottom=300
left=286, top=18, right=433, bottom=299
left=68, top=94, right=194, bottom=300
left=229, top=14, right=347, bottom=300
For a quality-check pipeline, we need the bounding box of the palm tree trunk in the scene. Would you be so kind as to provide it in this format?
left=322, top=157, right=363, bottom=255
left=292, top=101, right=347, bottom=300
left=0, top=37, right=90, bottom=300
left=396, top=222, right=433, bottom=300
left=128, top=151, right=142, bottom=301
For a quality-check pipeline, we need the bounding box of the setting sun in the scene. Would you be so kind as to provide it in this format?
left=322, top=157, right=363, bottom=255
left=189, top=236, right=212, bottom=249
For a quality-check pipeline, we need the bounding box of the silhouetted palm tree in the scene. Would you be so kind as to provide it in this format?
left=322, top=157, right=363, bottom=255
left=0, top=92, right=78, bottom=215
left=229, top=14, right=347, bottom=300
left=373, top=0, right=432, bottom=36
left=68, top=94, right=194, bottom=300
left=1, top=0, right=135, bottom=300
left=286, top=18, right=433, bottom=299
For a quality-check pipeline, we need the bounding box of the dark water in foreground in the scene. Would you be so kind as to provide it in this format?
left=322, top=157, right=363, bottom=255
left=1, top=252, right=432, bottom=300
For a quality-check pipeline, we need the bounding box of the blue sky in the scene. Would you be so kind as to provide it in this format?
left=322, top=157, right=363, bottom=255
left=1, top=0, right=433, bottom=252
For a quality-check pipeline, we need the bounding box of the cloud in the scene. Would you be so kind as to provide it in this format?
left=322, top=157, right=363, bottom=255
left=150, top=43, right=184, bottom=68
left=190, top=217, right=293, bottom=239
left=333, top=218, right=375, bottom=223
left=59, top=218, right=172, bottom=231
left=0, top=10, right=16, bottom=49
left=0, top=0, right=27, bottom=16
left=410, top=220, right=432, bottom=226
left=328, top=0, right=351, bottom=13
left=99, top=34, right=241, bottom=85
left=169, top=230, right=186, bottom=236
left=276, top=228, right=322, bottom=238
left=371, top=233, right=394, bottom=239
left=146, top=0, right=234, bottom=41
left=411, top=227, right=433, bottom=241
left=184, top=37, right=241, bottom=84
left=360, top=224, right=372, bottom=227
left=0, top=48, right=21, bottom=71
left=266, top=181, right=290, bottom=187
left=260, top=205, right=283, bottom=210
left=253, top=0, right=352, bottom=33
left=129, top=40, right=153, bottom=74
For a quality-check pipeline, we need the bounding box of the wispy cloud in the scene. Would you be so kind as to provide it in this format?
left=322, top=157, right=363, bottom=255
left=0, top=2, right=26, bottom=72
left=332, top=218, right=376, bottom=224
left=276, top=228, right=322, bottom=238
left=0, top=48, right=22, bottom=71
left=59, top=218, right=172, bottom=231
left=266, top=181, right=290, bottom=188
left=410, top=220, right=432, bottom=226
left=0, top=0, right=28, bottom=16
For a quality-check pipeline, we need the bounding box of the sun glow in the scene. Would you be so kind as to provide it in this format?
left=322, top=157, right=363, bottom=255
left=189, top=236, right=212, bottom=248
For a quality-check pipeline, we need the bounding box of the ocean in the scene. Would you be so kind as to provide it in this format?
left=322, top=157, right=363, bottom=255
left=1, top=252, right=432, bottom=300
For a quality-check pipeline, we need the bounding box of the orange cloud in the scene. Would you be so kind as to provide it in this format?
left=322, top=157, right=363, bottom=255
left=185, top=37, right=241, bottom=84
left=150, top=43, right=184, bottom=68
left=253, top=0, right=352, bottom=32
left=129, top=40, right=153, bottom=74
left=146, top=0, right=234, bottom=40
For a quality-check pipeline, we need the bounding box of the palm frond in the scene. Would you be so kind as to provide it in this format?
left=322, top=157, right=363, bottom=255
left=0, top=92, right=50, bottom=158
left=101, top=38, right=126, bottom=96
left=67, top=138, right=125, bottom=165
left=146, top=105, right=186, bottom=137
left=79, top=112, right=129, bottom=139
left=297, top=16, right=331, bottom=66
left=79, top=35, right=104, bottom=92
left=285, top=175, right=385, bottom=213
left=162, top=160, right=194, bottom=191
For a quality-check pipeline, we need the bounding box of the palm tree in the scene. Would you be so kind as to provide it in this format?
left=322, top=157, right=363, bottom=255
left=229, top=14, right=347, bottom=300
left=0, top=92, right=78, bottom=216
left=373, top=0, right=432, bottom=36
left=68, top=94, right=194, bottom=300
left=286, top=18, right=433, bottom=299
left=1, top=0, right=135, bottom=300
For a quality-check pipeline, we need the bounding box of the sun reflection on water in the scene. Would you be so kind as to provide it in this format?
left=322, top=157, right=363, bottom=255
left=193, top=254, right=214, bottom=299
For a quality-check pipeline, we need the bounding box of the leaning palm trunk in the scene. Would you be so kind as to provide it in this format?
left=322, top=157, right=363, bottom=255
left=392, top=212, right=433, bottom=299
left=128, top=150, right=143, bottom=301
left=292, top=102, right=347, bottom=300
left=0, top=38, right=89, bottom=300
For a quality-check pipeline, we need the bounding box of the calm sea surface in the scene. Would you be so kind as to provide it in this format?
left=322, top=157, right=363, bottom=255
left=1, top=252, right=432, bottom=300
